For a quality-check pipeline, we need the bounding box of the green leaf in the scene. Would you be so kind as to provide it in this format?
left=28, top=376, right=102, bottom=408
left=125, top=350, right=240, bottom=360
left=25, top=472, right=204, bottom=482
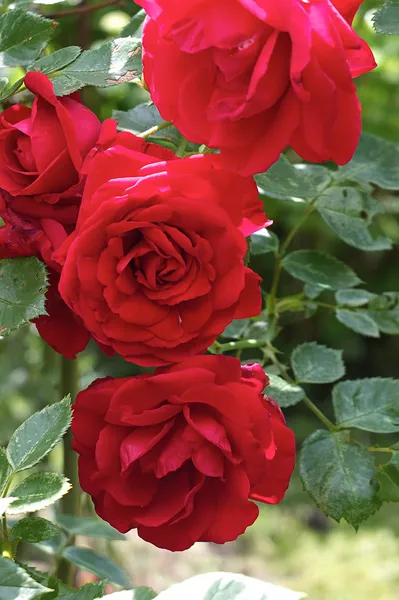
left=30, top=47, right=82, bottom=75
left=300, top=430, right=381, bottom=528
left=282, top=250, right=361, bottom=290
left=101, top=590, right=156, bottom=600
left=0, top=10, right=53, bottom=67
left=0, top=448, right=11, bottom=495
left=377, top=447, right=399, bottom=502
left=7, top=473, right=71, bottom=514
left=221, top=319, right=251, bottom=340
left=0, top=257, right=48, bottom=335
left=255, top=156, right=331, bottom=200
left=120, top=9, right=146, bottom=37
left=368, top=292, right=399, bottom=335
left=59, top=581, right=107, bottom=600
left=316, top=187, right=392, bottom=251
left=374, top=0, right=399, bottom=35
left=267, top=374, right=305, bottom=408
left=333, top=378, right=399, bottom=433
left=0, top=557, right=52, bottom=600
left=291, top=342, right=345, bottom=384
left=7, top=396, right=71, bottom=472
left=0, top=78, right=24, bottom=103
left=0, top=498, right=18, bottom=517
left=52, top=37, right=142, bottom=95
left=11, top=517, right=60, bottom=543
left=56, top=515, right=125, bottom=541
left=154, top=572, right=306, bottom=600
left=304, top=283, right=324, bottom=300
left=63, top=547, right=131, bottom=589
left=16, top=564, right=49, bottom=586
left=335, top=133, right=399, bottom=190
left=335, top=288, right=376, bottom=307
left=335, top=309, right=380, bottom=338
left=250, top=230, right=279, bottom=255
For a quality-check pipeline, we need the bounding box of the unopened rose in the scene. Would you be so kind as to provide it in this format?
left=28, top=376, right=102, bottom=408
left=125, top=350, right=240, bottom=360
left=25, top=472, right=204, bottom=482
left=72, top=356, right=296, bottom=551
left=138, top=0, right=376, bottom=175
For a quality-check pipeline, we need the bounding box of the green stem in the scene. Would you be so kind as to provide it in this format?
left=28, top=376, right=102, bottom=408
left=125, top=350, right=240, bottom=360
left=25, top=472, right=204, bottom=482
left=57, top=356, right=80, bottom=585
left=138, top=120, right=172, bottom=139
left=214, top=339, right=266, bottom=353
left=1, top=513, right=12, bottom=559
left=176, top=136, right=189, bottom=157
left=265, top=342, right=336, bottom=432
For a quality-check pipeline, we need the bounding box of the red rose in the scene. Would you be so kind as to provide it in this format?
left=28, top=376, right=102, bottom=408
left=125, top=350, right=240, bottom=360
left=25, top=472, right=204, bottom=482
left=0, top=72, right=100, bottom=223
left=72, top=356, right=295, bottom=551
left=0, top=216, right=90, bottom=358
left=58, top=123, right=268, bottom=366
left=137, top=0, right=376, bottom=175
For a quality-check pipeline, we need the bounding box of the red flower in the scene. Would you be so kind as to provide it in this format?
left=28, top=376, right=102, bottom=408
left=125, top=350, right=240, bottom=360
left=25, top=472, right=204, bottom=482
left=58, top=123, right=269, bottom=366
left=72, top=356, right=295, bottom=551
left=0, top=72, right=100, bottom=223
left=138, top=0, right=376, bottom=175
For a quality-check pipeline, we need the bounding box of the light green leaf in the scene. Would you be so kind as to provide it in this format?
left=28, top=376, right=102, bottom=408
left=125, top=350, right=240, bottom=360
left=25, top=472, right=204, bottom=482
left=0, top=557, right=52, bottom=600
left=121, top=9, right=146, bottom=37
left=30, top=46, right=82, bottom=75
left=7, top=396, right=71, bottom=472
left=0, top=78, right=24, bottom=102
left=52, top=37, right=142, bottom=95
left=59, top=581, right=107, bottom=600
left=335, top=288, right=376, bottom=307
left=7, top=473, right=71, bottom=514
left=282, top=250, right=361, bottom=290
left=0, top=448, right=11, bottom=495
left=333, top=378, right=399, bottom=433
left=300, top=430, right=381, bottom=528
left=335, top=133, right=399, bottom=190
left=0, top=10, right=53, bottom=67
left=255, top=157, right=331, bottom=200
left=250, top=230, right=279, bottom=255
left=102, top=589, right=156, bottom=600
left=374, top=0, right=399, bottom=34
left=0, top=498, right=18, bottom=517
left=11, top=517, right=60, bottom=543
left=267, top=374, right=305, bottom=408
left=368, top=292, right=399, bottom=334
left=63, top=547, right=131, bottom=589
left=0, top=257, right=48, bottom=335
left=377, top=447, right=399, bottom=502
left=154, top=572, right=306, bottom=600
left=335, top=309, right=380, bottom=338
left=291, top=342, right=345, bottom=384
left=316, top=187, right=392, bottom=251
left=56, top=514, right=125, bottom=541
left=304, top=283, right=324, bottom=299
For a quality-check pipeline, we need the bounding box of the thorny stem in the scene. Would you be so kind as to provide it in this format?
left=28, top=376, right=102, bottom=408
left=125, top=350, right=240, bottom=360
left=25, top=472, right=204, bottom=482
left=48, top=0, right=123, bottom=18
left=138, top=120, right=173, bottom=139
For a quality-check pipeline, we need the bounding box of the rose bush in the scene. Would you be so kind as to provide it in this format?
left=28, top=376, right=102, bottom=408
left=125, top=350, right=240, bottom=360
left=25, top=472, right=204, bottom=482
left=0, top=72, right=100, bottom=223
left=72, top=356, right=295, bottom=551
left=57, top=122, right=269, bottom=366
left=138, top=0, right=376, bottom=175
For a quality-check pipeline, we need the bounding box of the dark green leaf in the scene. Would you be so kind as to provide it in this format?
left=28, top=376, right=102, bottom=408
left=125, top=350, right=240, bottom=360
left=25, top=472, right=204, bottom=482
left=255, top=157, right=331, bottom=200
left=154, top=572, right=305, bottom=600
left=267, top=374, right=305, bottom=408
left=11, top=517, right=60, bottom=543
left=0, top=557, right=52, bottom=600
left=7, top=396, right=71, bottom=472
left=52, top=37, right=142, bottom=95
left=368, top=292, right=399, bottom=334
left=59, top=581, right=106, bottom=600
left=0, top=78, right=24, bottom=102
left=221, top=319, right=251, bottom=340
left=7, top=473, right=71, bottom=514
left=335, top=289, right=376, bottom=307
left=120, top=9, right=146, bottom=37
left=304, top=284, right=324, bottom=300
left=63, top=547, right=131, bottom=589
left=250, top=231, right=279, bottom=255
left=0, top=257, right=48, bottom=335
left=0, top=10, right=53, bottom=67
left=300, top=430, right=381, bottom=527
left=374, top=0, right=399, bottom=35
left=0, top=448, right=11, bottom=495
left=16, top=564, right=48, bottom=586
left=56, top=515, right=125, bottom=541
left=335, top=133, right=399, bottom=190
left=335, top=309, right=380, bottom=338
left=291, top=342, right=345, bottom=384
left=282, top=250, right=361, bottom=290
left=316, top=187, right=392, bottom=251
left=377, top=447, right=399, bottom=502
left=30, top=47, right=81, bottom=75
left=333, top=378, right=399, bottom=433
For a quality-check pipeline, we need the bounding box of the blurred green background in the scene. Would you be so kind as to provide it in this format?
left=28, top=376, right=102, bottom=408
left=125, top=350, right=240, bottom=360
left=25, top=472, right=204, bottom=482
left=1, top=1, right=399, bottom=598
